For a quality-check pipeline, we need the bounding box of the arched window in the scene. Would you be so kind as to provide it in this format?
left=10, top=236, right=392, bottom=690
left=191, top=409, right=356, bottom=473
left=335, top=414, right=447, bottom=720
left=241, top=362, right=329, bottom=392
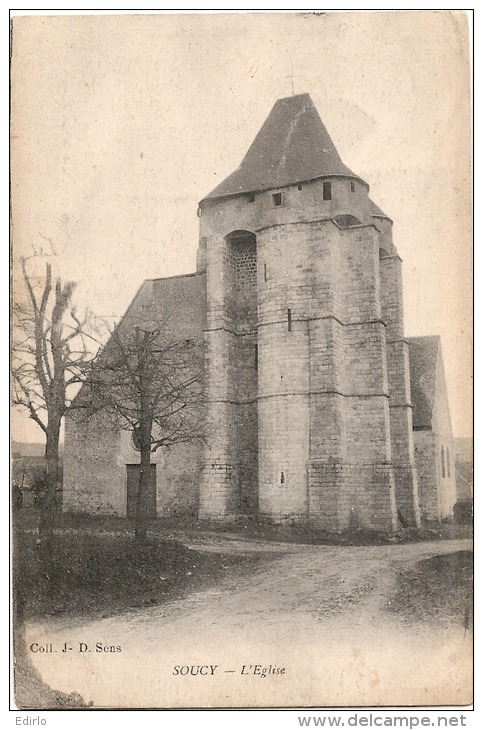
left=441, top=446, right=446, bottom=478
left=446, top=447, right=451, bottom=478
left=131, top=428, right=142, bottom=452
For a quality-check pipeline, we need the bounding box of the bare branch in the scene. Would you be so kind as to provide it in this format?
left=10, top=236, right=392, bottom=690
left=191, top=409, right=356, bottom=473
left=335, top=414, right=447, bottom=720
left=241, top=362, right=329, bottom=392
left=12, top=252, right=101, bottom=538
left=82, top=321, right=205, bottom=449
left=12, top=371, right=48, bottom=434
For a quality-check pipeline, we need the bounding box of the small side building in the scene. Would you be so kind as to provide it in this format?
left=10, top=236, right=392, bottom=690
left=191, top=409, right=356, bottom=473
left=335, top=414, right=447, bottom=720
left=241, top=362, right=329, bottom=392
left=454, top=437, right=473, bottom=502
left=408, top=336, right=456, bottom=521
left=63, top=272, right=206, bottom=519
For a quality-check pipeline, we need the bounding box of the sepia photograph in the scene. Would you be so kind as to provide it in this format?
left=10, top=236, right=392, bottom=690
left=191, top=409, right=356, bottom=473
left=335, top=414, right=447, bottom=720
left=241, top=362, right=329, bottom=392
left=10, top=10, right=473, bottom=711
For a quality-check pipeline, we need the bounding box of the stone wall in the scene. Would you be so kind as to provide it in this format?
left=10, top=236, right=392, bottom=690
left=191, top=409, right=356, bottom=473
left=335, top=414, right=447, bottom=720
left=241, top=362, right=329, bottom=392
left=379, top=245, right=420, bottom=526
left=431, top=344, right=457, bottom=518
left=411, top=341, right=456, bottom=521
left=199, top=228, right=259, bottom=518
left=306, top=222, right=398, bottom=531
left=413, top=431, right=438, bottom=520
left=120, top=431, right=201, bottom=517
left=199, top=177, right=401, bottom=530
left=63, top=410, right=124, bottom=515
left=65, top=172, right=422, bottom=533
left=232, top=235, right=258, bottom=513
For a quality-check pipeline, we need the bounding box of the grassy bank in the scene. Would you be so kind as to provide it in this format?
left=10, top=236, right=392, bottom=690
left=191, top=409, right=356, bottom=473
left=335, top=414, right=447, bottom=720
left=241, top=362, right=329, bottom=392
left=389, top=550, right=473, bottom=627
left=14, top=528, right=267, bottom=622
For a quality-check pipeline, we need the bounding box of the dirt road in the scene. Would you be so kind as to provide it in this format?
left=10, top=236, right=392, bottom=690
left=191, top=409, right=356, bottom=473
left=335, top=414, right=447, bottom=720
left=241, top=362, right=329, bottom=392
left=24, top=536, right=472, bottom=708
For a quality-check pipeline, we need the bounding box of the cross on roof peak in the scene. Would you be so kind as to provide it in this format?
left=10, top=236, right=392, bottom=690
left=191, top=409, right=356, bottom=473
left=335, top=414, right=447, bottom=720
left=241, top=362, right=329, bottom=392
left=285, top=65, right=299, bottom=96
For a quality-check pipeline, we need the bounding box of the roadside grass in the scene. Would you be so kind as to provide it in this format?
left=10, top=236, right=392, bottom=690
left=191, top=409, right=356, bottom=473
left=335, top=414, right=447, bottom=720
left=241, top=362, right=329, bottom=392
left=388, top=550, right=473, bottom=628
left=179, top=517, right=472, bottom=546
left=17, top=507, right=473, bottom=546
left=14, top=527, right=268, bottom=622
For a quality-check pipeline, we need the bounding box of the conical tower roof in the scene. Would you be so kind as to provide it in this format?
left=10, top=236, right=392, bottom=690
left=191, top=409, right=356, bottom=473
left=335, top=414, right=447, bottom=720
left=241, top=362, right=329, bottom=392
left=202, top=93, right=367, bottom=202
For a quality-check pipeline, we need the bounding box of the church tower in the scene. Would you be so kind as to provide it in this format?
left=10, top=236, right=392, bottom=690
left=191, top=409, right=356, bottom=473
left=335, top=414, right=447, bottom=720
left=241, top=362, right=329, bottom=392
left=197, top=93, right=420, bottom=531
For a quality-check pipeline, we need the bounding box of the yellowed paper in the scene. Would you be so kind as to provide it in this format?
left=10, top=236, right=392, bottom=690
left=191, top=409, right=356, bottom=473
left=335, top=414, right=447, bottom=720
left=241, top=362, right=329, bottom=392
left=11, top=11, right=472, bottom=710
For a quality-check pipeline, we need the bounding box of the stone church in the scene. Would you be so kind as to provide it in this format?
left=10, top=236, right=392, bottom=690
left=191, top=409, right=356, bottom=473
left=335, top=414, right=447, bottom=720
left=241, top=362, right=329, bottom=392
left=64, top=93, right=456, bottom=530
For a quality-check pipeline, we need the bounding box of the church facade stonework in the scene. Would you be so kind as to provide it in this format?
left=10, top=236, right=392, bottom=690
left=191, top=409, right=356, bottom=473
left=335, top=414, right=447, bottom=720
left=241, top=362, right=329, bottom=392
left=64, top=94, right=456, bottom=529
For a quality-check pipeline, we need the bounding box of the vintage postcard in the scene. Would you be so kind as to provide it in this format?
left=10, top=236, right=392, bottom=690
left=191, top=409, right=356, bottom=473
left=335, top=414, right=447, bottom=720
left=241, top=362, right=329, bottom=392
left=11, top=11, right=473, bottom=710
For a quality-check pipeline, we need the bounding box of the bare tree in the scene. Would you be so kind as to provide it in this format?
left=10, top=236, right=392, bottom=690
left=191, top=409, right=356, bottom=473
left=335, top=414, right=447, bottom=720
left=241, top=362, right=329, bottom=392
left=12, top=256, right=97, bottom=549
left=80, top=320, right=205, bottom=542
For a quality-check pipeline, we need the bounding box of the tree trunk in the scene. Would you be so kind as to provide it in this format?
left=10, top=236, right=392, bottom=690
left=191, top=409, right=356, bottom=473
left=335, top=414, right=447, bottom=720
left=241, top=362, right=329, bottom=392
left=134, top=329, right=154, bottom=544
left=39, top=422, right=61, bottom=556
left=135, top=441, right=151, bottom=544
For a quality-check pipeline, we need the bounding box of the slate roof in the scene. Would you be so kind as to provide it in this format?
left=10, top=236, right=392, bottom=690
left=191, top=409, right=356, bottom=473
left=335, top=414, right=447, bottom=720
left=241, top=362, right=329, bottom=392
left=74, top=272, right=206, bottom=398
left=407, top=336, right=441, bottom=430
left=369, top=199, right=392, bottom=223
left=116, top=272, right=206, bottom=337
left=202, top=93, right=367, bottom=202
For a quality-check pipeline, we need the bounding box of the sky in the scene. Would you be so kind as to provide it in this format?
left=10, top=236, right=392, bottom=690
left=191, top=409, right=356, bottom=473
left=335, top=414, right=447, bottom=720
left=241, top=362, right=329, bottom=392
left=10, top=10, right=472, bottom=440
